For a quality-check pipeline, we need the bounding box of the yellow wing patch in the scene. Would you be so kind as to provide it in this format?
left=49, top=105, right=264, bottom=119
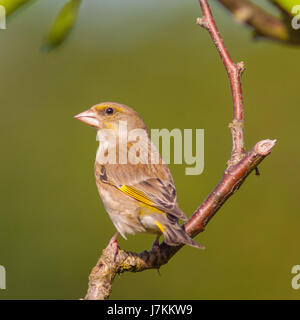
left=140, top=203, right=165, bottom=216
left=119, top=185, right=154, bottom=206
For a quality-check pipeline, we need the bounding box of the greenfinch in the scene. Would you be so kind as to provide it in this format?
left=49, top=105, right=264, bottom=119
left=75, top=102, right=202, bottom=253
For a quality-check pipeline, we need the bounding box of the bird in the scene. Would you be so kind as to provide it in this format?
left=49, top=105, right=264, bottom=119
left=75, top=102, right=203, bottom=255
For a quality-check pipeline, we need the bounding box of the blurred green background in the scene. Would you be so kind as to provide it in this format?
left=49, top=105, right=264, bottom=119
left=0, top=0, right=299, bottom=300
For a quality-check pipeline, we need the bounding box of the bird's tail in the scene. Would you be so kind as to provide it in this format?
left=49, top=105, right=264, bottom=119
left=162, top=217, right=204, bottom=249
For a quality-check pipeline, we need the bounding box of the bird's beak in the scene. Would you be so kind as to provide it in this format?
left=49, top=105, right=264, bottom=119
left=74, top=109, right=100, bottom=128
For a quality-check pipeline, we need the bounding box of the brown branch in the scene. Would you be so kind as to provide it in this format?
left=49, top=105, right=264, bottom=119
left=216, top=0, right=300, bottom=45
left=83, top=0, right=276, bottom=300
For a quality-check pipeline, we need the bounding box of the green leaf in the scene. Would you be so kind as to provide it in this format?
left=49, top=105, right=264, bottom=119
left=44, top=0, right=82, bottom=50
left=270, top=0, right=300, bottom=16
left=0, top=0, right=33, bottom=16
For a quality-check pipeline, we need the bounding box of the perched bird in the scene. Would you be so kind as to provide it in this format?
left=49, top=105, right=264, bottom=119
left=75, top=102, right=202, bottom=254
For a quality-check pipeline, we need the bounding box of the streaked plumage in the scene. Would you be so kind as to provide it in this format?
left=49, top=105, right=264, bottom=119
left=75, top=102, right=202, bottom=249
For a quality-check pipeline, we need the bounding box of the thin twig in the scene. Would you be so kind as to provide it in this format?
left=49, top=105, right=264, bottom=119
left=83, top=0, right=276, bottom=300
left=197, top=0, right=245, bottom=164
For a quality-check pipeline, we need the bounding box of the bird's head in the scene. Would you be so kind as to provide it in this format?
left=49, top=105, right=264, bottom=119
left=74, top=102, right=147, bottom=133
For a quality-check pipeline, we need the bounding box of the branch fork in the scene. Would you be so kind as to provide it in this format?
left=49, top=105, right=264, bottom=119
left=83, top=0, right=276, bottom=300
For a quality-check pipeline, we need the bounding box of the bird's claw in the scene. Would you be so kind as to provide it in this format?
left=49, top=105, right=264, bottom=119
left=151, top=236, right=160, bottom=254
left=108, top=233, right=119, bottom=262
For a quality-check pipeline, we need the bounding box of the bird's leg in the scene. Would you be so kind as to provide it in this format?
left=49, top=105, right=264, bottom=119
left=107, top=232, right=119, bottom=261
left=151, top=235, right=162, bottom=275
left=151, top=235, right=160, bottom=253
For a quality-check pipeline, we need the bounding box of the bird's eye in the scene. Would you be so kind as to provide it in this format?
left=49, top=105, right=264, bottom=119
left=105, top=107, right=114, bottom=115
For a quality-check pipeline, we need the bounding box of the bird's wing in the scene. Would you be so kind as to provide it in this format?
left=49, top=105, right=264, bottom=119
left=97, top=142, right=188, bottom=221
